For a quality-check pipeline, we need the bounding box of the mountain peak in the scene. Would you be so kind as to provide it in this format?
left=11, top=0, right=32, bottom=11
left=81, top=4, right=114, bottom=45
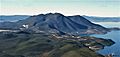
left=48, top=12, right=63, bottom=15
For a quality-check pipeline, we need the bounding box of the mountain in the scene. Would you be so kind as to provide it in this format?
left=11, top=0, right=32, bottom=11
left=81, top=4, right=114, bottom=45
left=83, top=15, right=120, bottom=22
left=0, top=13, right=108, bottom=35
left=0, top=15, right=29, bottom=22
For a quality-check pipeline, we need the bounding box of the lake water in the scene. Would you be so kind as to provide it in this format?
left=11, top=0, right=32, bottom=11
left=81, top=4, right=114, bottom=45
left=92, top=22, right=120, bottom=57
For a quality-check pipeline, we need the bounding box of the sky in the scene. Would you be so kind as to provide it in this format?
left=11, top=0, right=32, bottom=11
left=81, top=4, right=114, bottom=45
left=0, top=0, right=120, bottom=17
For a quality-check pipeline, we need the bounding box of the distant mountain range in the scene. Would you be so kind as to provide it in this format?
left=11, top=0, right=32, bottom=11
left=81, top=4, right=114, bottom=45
left=0, top=13, right=108, bottom=35
left=83, top=15, right=120, bottom=22
left=1, top=15, right=120, bottom=22
left=0, top=15, right=29, bottom=22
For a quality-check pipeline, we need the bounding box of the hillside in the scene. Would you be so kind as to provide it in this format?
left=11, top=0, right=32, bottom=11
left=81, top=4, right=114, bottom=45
left=0, top=32, right=113, bottom=57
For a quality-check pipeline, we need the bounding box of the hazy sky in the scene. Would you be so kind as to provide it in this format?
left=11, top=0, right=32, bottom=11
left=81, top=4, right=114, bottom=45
left=0, top=0, right=120, bottom=17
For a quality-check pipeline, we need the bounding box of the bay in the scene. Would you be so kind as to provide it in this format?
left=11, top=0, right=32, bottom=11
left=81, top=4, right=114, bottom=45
left=92, top=22, right=120, bottom=57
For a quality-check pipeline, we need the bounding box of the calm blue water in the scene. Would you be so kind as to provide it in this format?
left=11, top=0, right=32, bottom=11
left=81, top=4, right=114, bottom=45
left=92, top=22, right=120, bottom=57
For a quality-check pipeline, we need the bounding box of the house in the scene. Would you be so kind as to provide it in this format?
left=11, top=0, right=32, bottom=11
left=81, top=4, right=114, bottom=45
left=89, top=45, right=103, bottom=50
